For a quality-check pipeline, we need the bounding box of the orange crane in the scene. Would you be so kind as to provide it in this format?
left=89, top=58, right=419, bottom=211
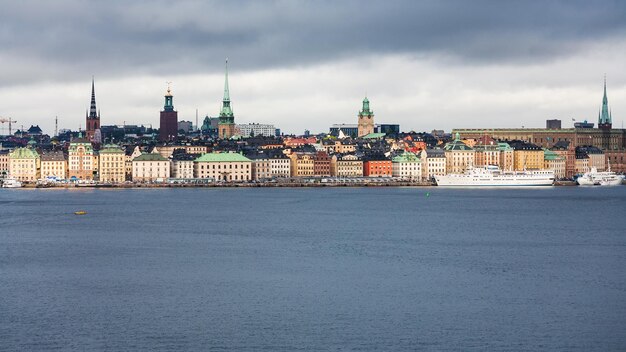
left=0, top=117, right=17, bottom=135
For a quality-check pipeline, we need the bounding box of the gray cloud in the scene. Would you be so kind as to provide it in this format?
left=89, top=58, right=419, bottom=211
left=1, top=0, right=625, bottom=86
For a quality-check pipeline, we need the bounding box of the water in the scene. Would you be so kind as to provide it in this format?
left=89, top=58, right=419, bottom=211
left=1, top=187, right=625, bottom=351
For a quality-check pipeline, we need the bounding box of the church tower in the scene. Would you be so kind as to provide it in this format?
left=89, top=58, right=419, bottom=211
left=357, top=97, right=375, bottom=137
left=218, top=59, right=236, bottom=139
left=598, top=76, right=612, bottom=130
left=159, top=84, right=178, bottom=142
left=85, top=77, right=101, bottom=141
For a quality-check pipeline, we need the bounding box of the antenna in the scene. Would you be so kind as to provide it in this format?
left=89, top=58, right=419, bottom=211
left=55, top=116, right=58, bottom=137
left=196, top=109, right=199, bottom=131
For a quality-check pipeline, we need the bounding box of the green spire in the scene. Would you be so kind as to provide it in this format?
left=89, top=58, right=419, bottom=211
left=455, top=132, right=460, bottom=141
left=599, top=75, right=612, bottom=125
left=359, top=96, right=373, bottom=116
left=219, top=58, right=234, bottom=122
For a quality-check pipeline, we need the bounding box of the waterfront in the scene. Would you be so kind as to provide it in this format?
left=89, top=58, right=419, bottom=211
left=1, top=187, right=625, bottom=351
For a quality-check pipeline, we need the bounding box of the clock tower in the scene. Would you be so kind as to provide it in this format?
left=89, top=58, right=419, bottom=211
left=357, top=97, right=375, bottom=137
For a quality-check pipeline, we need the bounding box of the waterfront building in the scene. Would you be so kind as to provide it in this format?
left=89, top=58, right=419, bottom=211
left=363, top=155, right=392, bottom=177
left=218, top=60, right=237, bottom=139
left=420, top=149, right=446, bottom=180
left=357, top=97, right=375, bottom=137
left=543, top=149, right=566, bottom=179
left=269, top=153, right=291, bottom=178
left=313, top=151, right=331, bottom=176
left=474, top=142, right=500, bottom=167
left=508, top=140, right=544, bottom=170
left=171, top=152, right=196, bottom=179
left=249, top=155, right=272, bottom=181
left=40, top=151, right=67, bottom=179
left=392, top=151, right=422, bottom=180
left=68, top=134, right=94, bottom=180
left=331, top=154, right=363, bottom=177
left=0, top=150, right=9, bottom=178
left=576, top=146, right=605, bottom=171
left=550, top=141, right=576, bottom=179
left=194, top=152, right=251, bottom=182
left=444, top=133, right=474, bottom=174
left=575, top=151, right=590, bottom=174
left=289, top=152, right=315, bottom=177
left=159, top=86, right=178, bottom=142
left=132, top=152, right=170, bottom=182
left=99, top=144, right=125, bottom=183
left=85, top=78, right=101, bottom=142
left=125, top=146, right=143, bottom=181
left=237, top=123, right=277, bottom=137
left=8, top=147, right=40, bottom=182
left=498, top=143, right=515, bottom=171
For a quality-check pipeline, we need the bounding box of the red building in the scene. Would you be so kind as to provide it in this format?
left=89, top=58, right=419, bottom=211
left=364, top=158, right=392, bottom=177
left=159, top=87, right=178, bottom=142
left=313, top=151, right=331, bottom=176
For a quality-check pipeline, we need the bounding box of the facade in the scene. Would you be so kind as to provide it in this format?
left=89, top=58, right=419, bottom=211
left=330, top=124, right=359, bottom=138
left=269, top=154, right=291, bottom=178
left=576, top=146, right=605, bottom=171
left=218, top=60, right=237, bottom=139
left=159, top=87, right=178, bottom=142
left=0, top=150, right=9, bottom=178
left=444, top=133, right=474, bottom=174
left=250, top=156, right=272, bottom=181
left=546, top=119, right=562, bottom=129
left=68, top=135, right=94, bottom=180
left=357, top=97, right=375, bottom=137
left=237, top=123, right=276, bottom=137
left=509, top=140, right=544, bottom=170
left=392, top=151, right=422, bottom=180
left=85, top=78, right=101, bottom=142
left=331, top=154, right=363, bottom=177
left=99, top=145, right=126, bottom=183
left=420, top=149, right=446, bottom=180
left=543, top=149, right=566, bottom=179
left=40, top=151, right=67, bottom=179
left=289, top=153, right=315, bottom=177
left=498, top=143, right=515, bottom=171
left=8, top=147, right=40, bottom=182
left=313, top=151, right=331, bottom=176
left=132, top=152, right=170, bottom=182
left=551, top=141, right=576, bottom=179
left=171, top=153, right=196, bottom=179
left=474, top=143, right=500, bottom=167
left=575, top=152, right=590, bottom=174
left=364, top=158, right=392, bottom=177
left=177, top=120, right=193, bottom=133
left=194, top=152, right=252, bottom=182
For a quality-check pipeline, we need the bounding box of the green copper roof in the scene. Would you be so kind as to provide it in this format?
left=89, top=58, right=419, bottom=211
left=133, top=153, right=168, bottom=161
left=543, top=149, right=564, bottom=161
left=359, top=96, right=373, bottom=116
left=392, top=151, right=420, bottom=163
left=444, top=134, right=473, bottom=151
left=99, top=144, right=124, bottom=154
left=9, top=147, right=39, bottom=159
left=497, top=142, right=513, bottom=151
left=362, top=132, right=386, bottom=139
left=599, top=76, right=612, bottom=125
left=195, top=152, right=251, bottom=163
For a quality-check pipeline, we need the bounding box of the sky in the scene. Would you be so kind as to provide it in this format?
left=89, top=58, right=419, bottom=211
left=1, top=0, right=625, bottom=135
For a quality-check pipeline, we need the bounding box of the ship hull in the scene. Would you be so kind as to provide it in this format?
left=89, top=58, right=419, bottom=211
left=435, top=176, right=554, bottom=187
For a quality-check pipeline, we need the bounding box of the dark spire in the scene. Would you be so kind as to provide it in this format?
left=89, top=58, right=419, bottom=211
left=89, top=76, right=98, bottom=119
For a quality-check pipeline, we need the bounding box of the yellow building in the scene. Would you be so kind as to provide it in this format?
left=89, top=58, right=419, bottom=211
left=194, top=152, right=251, bottom=182
left=9, top=147, right=40, bottom=182
left=0, top=150, right=9, bottom=178
left=444, top=133, right=474, bottom=174
left=543, top=149, right=566, bottom=179
left=289, top=153, right=314, bottom=177
left=99, top=145, right=126, bottom=183
left=331, top=154, right=363, bottom=177
left=498, top=143, right=515, bottom=171
left=68, top=135, right=94, bottom=180
left=40, top=151, right=67, bottom=179
left=509, top=141, right=544, bottom=170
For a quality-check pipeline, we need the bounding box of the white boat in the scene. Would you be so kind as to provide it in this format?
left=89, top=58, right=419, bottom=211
left=434, top=165, right=554, bottom=186
left=576, top=163, right=624, bottom=186
left=2, top=177, right=23, bottom=188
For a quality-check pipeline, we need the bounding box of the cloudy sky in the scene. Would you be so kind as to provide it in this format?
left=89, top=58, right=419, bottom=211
left=1, top=0, right=625, bottom=135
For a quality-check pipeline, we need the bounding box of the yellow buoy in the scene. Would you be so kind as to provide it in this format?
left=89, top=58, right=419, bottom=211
left=74, top=211, right=87, bottom=215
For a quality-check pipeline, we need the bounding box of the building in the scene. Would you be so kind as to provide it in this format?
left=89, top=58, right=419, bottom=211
left=392, top=151, right=422, bottom=180
left=576, top=146, right=605, bottom=171
left=99, top=144, right=126, bottom=183
left=546, top=119, right=562, bottom=129
left=330, top=124, right=359, bottom=138
left=237, top=123, right=277, bottom=137
left=159, top=86, right=178, bottom=142
left=177, top=121, right=193, bottom=134
left=218, top=60, right=237, bottom=139
left=269, top=153, right=291, bottom=178
left=40, top=151, right=67, bottom=180
left=420, top=149, right=446, bottom=180
left=575, top=151, right=590, bottom=174
left=313, top=151, right=331, bottom=176
left=68, top=134, right=94, bottom=180
left=289, top=153, right=315, bottom=177
left=85, top=78, right=101, bottom=142
left=508, top=140, right=544, bottom=170
left=171, top=152, right=196, bottom=179
left=249, top=155, right=272, bottom=181
left=498, top=143, right=515, bottom=171
left=364, top=155, right=392, bottom=177
left=0, top=150, right=9, bottom=178
left=132, top=152, right=170, bottom=182
left=8, top=147, right=40, bottom=182
left=473, top=142, right=500, bottom=167
left=331, top=154, right=363, bottom=177
left=194, top=152, right=251, bottom=182
left=543, top=149, right=566, bottom=179
left=550, top=141, right=576, bottom=179
left=357, top=97, right=375, bottom=137
left=444, top=133, right=474, bottom=174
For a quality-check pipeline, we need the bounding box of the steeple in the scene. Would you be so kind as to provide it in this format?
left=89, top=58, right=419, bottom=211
left=89, top=76, right=98, bottom=119
left=164, top=82, right=174, bottom=112
left=360, top=97, right=372, bottom=115
left=219, top=58, right=234, bottom=121
left=598, top=75, right=612, bottom=129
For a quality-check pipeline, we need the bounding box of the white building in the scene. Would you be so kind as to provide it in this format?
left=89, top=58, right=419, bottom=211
left=392, top=151, right=422, bottom=180
left=237, top=123, right=276, bottom=137
left=270, top=154, right=291, bottom=178
left=421, top=149, right=447, bottom=180
left=132, top=152, right=171, bottom=182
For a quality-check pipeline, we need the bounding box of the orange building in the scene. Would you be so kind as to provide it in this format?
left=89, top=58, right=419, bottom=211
left=364, top=158, right=392, bottom=177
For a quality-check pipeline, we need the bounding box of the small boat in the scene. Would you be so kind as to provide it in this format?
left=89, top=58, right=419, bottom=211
left=74, top=211, right=88, bottom=215
left=2, top=177, right=23, bottom=188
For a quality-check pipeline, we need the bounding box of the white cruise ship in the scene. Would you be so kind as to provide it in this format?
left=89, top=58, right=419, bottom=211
left=576, top=166, right=624, bottom=186
left=435, top=165, right=555, bottom=186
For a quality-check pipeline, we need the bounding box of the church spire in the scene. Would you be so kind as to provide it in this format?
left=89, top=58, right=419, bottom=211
left=89, top=76, right=98, bottom=119
left=598, top=75, right=612, bottom=128
left=219, top=58, right=234, bottom=120
left=223, top=58, right=230, bottom=102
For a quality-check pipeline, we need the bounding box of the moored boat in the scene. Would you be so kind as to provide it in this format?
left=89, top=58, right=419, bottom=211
left=434, top=165, right=554, bottom=186
left=2, top=177, right=23, bottom=188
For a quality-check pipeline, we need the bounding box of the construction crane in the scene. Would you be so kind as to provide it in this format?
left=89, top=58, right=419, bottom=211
left=0, top=116, right=17, bottom=135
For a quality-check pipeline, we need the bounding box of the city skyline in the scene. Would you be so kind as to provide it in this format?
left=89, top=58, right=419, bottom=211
left=1, top=1, right=626, bottom=135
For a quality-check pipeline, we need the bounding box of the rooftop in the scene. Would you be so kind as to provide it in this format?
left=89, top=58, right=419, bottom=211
left=195, top=152, right=252, bottom=163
